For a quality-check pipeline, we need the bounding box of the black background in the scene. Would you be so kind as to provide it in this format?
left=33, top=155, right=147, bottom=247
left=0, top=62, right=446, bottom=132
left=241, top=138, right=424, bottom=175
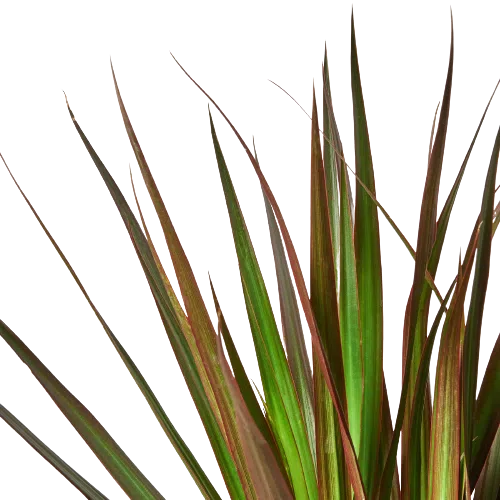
left=0, top=1, right=500, bottom=498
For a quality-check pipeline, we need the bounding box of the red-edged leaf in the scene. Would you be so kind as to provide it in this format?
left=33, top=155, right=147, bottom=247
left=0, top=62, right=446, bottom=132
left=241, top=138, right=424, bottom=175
left=351, top=13, right=384, bottom=496
left=311, top=87, right=348, bottom=499
left=216, top=333, right=294, bottom=500
left=174, top=55, right=366, bottom=499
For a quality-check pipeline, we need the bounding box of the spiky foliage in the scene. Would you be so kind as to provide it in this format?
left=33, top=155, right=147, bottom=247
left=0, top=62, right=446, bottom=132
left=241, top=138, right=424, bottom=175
left=1, top=12, right=499, bottom=500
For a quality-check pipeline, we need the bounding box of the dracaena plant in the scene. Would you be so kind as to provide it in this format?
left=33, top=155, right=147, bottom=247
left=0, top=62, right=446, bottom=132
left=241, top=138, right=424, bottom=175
left=1, top=11, right=499, bottom=500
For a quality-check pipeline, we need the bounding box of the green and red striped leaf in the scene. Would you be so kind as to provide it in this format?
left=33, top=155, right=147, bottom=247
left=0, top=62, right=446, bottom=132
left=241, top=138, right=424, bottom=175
left=310, top=88, right=348, bottom=499
left=351, top=13, right=384, bottom=496
left=65, top=101, right=244, bottom=500
left=462, top=118, right=500, bottom=474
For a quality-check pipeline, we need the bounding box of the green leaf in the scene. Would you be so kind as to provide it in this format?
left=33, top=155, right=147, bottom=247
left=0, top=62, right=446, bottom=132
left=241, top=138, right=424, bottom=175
left=209, top=276, right=283, bottom=470
left=310, top=88, right=348, bottom=500
left=474, top=426, right=500, bottom=500
left=428, top=248, right=477, bottom=499
left=262, top=191, right=315, bottom=460
left=323, top=57, right=364, bottom=455
left=209, top=111, right=317, bottom=500
left=65, top=100, right=244, bottom=500
left=429, top=79, right=499, bottom=277
left=377, top=380, right=401, bottom=500
left=1, top=155, right=221, bottom=500
left=351, top=13, right=384, bottom=496
left=173, top=55, right=365, bottom=498
left=462, top=120, right=500, bottom=472
left=0, top=404, right=108, bottom=500
left=470, top=332, right=500, bottom=489
left=400, top=17, right=454, bottom=500
left=112, top=67, right=255, bottom=499
left=0, top=320, right=164, bottom=499
left=216, top=333, right=294, bottom=500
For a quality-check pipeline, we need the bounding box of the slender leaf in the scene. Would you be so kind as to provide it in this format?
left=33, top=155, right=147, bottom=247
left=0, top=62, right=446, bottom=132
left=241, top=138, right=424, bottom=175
left=462, top=120, right=500, bottom=472
left=351, top=13, right=384, bottom=496
left=474, top=426, right=500, bottom=500
left=1, top=154, right=221, bottom=500
left=428, top=248, right=477, bottom=499
left=377, top=380, right=401, bottom=500
left=112, top=67, right=256, bottom=499
left=0, top=320, right=164, bottom=499
left=404, top=18, right=454, bottom=498
left=262, top=191, right=315, bottom=460
left=470, top=332, right=500, bottom=489
left=0, top=404, right=108, bottom=500
left=310, top=88, right=348, bottom=500
left=323, top=53, right=364, bottom=455
left=209, top=277, right=279, bottom=457
left=216, top=333, right=294, bottom=500
left=65, top=100, right=244, bottom=500
left=174, top=55, right=366, bottom=499
left=209, top=111, right=317, bottom=500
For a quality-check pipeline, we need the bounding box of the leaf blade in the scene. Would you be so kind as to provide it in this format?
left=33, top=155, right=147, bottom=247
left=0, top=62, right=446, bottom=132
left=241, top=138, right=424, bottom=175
left=0, top=404, right=109, bottom=500
left=351, top=13, right=384, bottom=495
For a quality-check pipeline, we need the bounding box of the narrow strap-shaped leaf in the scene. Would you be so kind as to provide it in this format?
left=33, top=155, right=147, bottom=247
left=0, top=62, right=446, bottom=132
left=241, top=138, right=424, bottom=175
left=405, top=192, right=486, bottom=500
left=470, top=332, right=500, bottom=489
left=209, top=111, right=317, bottom=500
left=428, top=249, right=476, bottom=499
left=209, top=277, right=279, bottom=458
left=269, top=78, right=444, bottom=304
left=401, top=15, right=454, bottom=500
left=0, top=404, right=109, bottom=500
left=429, top=79, right=499, bottom=278
left=377, top=380, right=401, bottom=500
left=322, top=47, right=341, bottom=292
left=65, top=101, right=244, bottom=500
left=310, top=88, right=348, bottom=500
left=173, top=55, right=366, bottom=498
left=323, top=62, right=364, bottom=455
left=462, top=122, right=500, bottom=472
left=351, top=13, right=384, bottom=496
left=428, top=103, right=440, bottom=167
left=216, top=334, right=294, bottom=500
left=0, top=320, right=164, bottom=499
left=474, top=426, right=500, bottom=500
left=111, top=68, right=254, bottom=494
left=378, top=212, right=481, bottom=500
left=1, top=154, right=221, bottom=500
left=262, top=190, right=315, bottom=459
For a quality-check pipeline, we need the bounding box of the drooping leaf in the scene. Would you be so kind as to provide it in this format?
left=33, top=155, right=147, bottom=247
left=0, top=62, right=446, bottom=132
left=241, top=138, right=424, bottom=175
left=0, top=404, right=108, bottom=500
left=65, top=100, right=244, bottom=500
left=209, top=111, right=317, bottom=500
left=462, top=120, right=500, bottom=472
left=174, top=55, right=366, bottom=499
left=351, top=13, right=384, bottom=496
left=0, top=320, right=164, bottom=499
